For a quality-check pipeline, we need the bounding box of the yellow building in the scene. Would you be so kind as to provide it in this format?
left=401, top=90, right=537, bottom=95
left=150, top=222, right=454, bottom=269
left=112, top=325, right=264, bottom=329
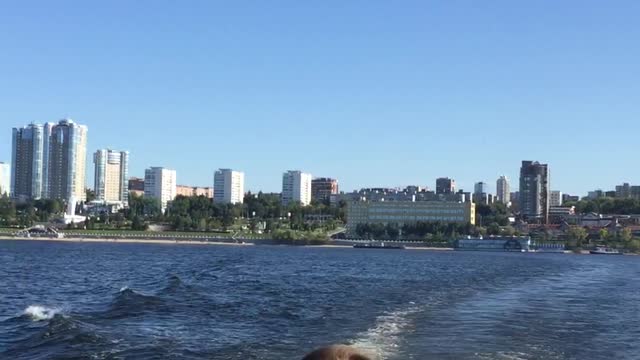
left=347, top=200, right=475, bottom=234
left=94, top=149, right=129, bottom=204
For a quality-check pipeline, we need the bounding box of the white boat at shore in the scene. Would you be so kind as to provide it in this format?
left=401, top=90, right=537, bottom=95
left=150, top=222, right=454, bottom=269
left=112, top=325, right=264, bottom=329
left=589, top=246, right=622, bottom=255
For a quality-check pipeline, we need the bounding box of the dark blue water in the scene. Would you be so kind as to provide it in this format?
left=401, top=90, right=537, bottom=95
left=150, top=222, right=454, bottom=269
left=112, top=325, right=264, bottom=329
left=0, top=241, right=639, bottom=359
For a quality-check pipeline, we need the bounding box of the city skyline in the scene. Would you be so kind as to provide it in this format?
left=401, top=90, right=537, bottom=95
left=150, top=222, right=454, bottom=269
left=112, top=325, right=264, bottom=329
left=2, top=2, right=640, bottom=194
left=4, top=121, right=638, bottom=198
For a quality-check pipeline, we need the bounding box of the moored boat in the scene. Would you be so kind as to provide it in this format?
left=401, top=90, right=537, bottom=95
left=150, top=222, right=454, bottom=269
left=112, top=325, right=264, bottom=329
left=353, top=242, right=405, bottom=250
left=589, top=246, right=622, bottom=255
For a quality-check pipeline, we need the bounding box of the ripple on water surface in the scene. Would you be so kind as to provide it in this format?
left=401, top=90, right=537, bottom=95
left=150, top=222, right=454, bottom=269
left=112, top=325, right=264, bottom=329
left=0, top=241, right=639, bottom=359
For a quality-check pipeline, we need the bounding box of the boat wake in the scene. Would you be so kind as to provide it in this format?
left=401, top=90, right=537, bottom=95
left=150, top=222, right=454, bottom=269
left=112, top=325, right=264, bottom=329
left=350, top=303, right=420, bottom=359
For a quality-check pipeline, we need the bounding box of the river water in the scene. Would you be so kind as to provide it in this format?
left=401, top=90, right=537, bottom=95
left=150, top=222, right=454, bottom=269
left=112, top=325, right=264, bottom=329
left=0, top=240, right=638, bottom=359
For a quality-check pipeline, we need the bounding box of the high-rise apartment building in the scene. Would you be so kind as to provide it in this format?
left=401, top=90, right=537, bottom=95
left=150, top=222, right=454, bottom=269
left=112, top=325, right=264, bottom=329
left=45, top=119, right=88, bottom=201
left=11, top=124, right=45, bottom=201
left=474, top=182, right=488, bottom=195
left=549, top=190, right=563, bottom=207
left=436, top=177, right=456, bottom=194
left=0, top=162, right=10, bottom=196
left=496, top=176, right=510, bottom=204
left=144, top=167, right=177, bottom=212
left=282, top=170, right=312, bottom=206
left=11, top=119, right=88, bottom=202
left=213, top=169, right=245, bottom=204
left=311, top=177, right=339, bottom=202
left=472, top=181, right=492, bottom=204
left=519, top=161, right=550, bottom=224
left=94, top=149, right=129, bottom=204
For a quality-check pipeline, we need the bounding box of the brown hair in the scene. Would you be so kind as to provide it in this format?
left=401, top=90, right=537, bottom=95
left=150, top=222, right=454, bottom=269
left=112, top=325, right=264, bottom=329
left=302, top=345, right=372, bottom=360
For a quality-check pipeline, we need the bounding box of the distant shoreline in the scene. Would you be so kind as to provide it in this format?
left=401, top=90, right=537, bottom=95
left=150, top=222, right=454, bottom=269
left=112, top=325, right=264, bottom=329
left=5, top=237, right=634, bottom=254
left=0, top=236, right=455, bottom=250
left=0, top=236, right=253, bottom=247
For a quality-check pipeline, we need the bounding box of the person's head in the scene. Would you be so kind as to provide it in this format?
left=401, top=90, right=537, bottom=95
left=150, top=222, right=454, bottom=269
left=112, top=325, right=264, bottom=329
left=302, top=345, right=372, bottom=360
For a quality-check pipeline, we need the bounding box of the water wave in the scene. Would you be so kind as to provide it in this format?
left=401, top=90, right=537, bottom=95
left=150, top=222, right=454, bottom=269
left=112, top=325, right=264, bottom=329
left=102, top=287, right=166, bottom=320
left=1, top=310, right=109, bottom=359
left=161, top=274, right=187, bottom=293
left=24, top=305, right=61, bottom=321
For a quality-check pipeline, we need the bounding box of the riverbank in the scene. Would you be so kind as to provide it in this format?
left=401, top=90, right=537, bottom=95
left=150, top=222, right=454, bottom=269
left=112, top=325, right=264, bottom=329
left=0, top=236, right=453, bottom=250
left=0, top=236, right=253, bottom=247
left=2, top=237, right=635, bottom=254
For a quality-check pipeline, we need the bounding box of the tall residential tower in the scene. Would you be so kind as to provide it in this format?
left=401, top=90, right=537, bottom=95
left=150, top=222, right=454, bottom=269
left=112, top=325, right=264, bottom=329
left=519, top=161, right=549, bottom=224
left=213, top=169, right=245, bottom=204
left=94, top=149, right=129, bottom=204
left=144, top=167, right=177, bottom=212
left=496, top=176, right=510, bottom=204
left=11, top=124, right=45, bottom=201
left=282, top=170, right=312, bottom=206
left=45, top=119, right=88, bottom=201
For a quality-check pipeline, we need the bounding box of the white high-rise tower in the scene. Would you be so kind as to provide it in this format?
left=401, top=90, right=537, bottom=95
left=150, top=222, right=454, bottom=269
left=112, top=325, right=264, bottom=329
left=282, top=170, right=312, bottom=206
left=496, top=175, right=510, bottom=205
left=144, top=167, right=177, bottom=212
left=214, top=169, right=245, bottom=204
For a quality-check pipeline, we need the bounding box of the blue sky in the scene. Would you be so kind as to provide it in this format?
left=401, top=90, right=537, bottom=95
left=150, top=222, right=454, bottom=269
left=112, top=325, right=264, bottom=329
left=1, top=1, right=639, bottom=195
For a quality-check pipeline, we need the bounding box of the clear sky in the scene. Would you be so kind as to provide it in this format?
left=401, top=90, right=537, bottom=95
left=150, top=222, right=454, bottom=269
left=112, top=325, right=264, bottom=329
left=1, top=1, right=639, bottom=195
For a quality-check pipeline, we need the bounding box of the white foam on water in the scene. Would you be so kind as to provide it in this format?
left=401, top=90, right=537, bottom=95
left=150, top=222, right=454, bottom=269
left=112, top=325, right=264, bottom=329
left=350, top=305, right=420, bottom=359
left=119, top=286, right=129, bottom=292
left=24, top=305, right=60, bottom=321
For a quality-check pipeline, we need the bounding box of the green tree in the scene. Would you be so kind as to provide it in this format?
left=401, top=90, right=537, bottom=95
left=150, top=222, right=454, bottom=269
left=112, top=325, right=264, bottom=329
left=131, top=216, right=147, bottom=231
left=385, top=223, right=400, bottom=240
left=502, top=225, right=516, bottom=236
left=619, top=228, right=633, bottom=243
left=567, top=227, right=588, bottom=241
left=0, top=196, right=16, bottom=225
left=567, top=226, right=588, bottom=250
left=599, top=228, right=610, bottom=242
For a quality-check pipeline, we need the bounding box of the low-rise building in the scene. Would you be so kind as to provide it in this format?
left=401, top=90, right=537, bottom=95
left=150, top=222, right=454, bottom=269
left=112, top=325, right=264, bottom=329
left=346, top=200, right=475, bottom=235
left=472, top=192, right=494, bottom=205
left=549, top=206, right=575, bottom=224
left=128, top=177, right=145, bottom=197
left=587, top=190, right=604, bottom=199
left=176, top=185, right=213, bottom=198
left=562, top=194, right=580, bottom=203
left=331, top=186, right=466, bottom=206
left=550, top=191, right=563, bottom=207
left=616, top=183, right=631, bottom=198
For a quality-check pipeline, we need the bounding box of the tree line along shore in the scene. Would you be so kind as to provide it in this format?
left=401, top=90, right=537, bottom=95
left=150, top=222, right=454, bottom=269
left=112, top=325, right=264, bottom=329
left=1, top=193, right=640, bottom=252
